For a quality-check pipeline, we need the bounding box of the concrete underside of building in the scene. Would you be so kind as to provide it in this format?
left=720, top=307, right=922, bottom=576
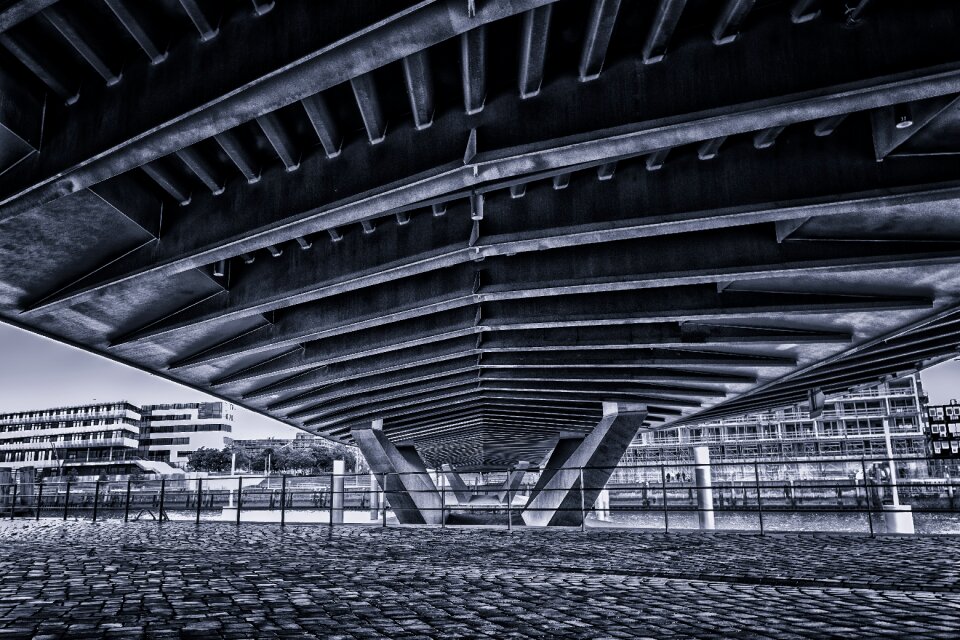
left=3, top=1, right=960, bottom=522
left=1, top=521, right=959, bottom=638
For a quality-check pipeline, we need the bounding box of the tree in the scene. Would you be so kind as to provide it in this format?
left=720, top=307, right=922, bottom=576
left=251, top=447, right=289, bottom=474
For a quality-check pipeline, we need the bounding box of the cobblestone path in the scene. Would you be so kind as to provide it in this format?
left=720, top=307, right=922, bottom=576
left=1, top=521, right=958, bottom=638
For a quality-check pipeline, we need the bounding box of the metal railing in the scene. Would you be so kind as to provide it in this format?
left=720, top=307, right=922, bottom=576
left=1, top=454, right=959, bottom=535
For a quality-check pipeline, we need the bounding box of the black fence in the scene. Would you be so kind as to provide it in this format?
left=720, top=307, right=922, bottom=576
left=1, top=455, right=958, bottom=534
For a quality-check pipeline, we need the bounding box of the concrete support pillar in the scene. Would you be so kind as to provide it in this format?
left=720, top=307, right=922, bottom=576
left=351, top=422, right=443, bottom=524
left=498, top=461, right=529, bottom=503
left=522, top=402, right=647, bottom=527
left=0, top=467, right=11, bottom=509
left=18, top=467, right=35, bottom=506
left=441, top=464, right=473, bottom=504
left=693, top=446, right=715, bottom=530
left=883, top=504, right=916, bottom=534
left=594, top=488, right=610, bottom=521
left=331, top=459, right=345, bottom=524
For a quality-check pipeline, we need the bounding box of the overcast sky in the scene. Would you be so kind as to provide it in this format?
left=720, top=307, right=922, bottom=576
left=0, top=322, right=298, bottom=439
left=2, top=321, right=959, bottom=438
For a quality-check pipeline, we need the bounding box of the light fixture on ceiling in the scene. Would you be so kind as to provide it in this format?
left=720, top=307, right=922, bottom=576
left=894, top=103, right=914, bottom=129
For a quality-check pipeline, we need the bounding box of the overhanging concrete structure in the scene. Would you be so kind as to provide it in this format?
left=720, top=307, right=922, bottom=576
left=3, top=1, right=960, bottom=475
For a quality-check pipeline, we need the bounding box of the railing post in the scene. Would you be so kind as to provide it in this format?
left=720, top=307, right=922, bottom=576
left=236, top=477, right=243, bottom=526
left=753, top=460, right=764, bottom=536
left=280, top=475, right=287, bottom=528
left=63, top=481, right=71, bottom=521
left=195, top=477, right=203, bottom=525
left=579, top=467, right=586, bottom=532
left=331, top=460, right=344, bottom=525
left=382, top=473, right=388, bottom=527
left=92, top=480, right=100, bottom=523
left=158, top=478, right=166, bottom=523
left=861, top=457, right=874, bottom=537
left=124, top=479, right=132, bottom=522
left=328, top=471, right=334, bottom=530
left=35, top=481, right=43, bottom=521
left=506, top=466, right=513, bottom=532
left=658, top=463, right=669, bottom=533
left=10, top=482, right=18, bottom=519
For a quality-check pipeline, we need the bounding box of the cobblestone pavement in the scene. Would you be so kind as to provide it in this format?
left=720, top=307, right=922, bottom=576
left=1, top=521, right=959, bottom=638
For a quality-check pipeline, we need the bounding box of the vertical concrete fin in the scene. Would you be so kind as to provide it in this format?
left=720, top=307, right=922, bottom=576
left=351, top=425, right=442, bottom=524
left=441, top=463, right=473, bottom=504
left=522, top=403, right=647, bottom=526
left=498, top=461, right=529, bottom=503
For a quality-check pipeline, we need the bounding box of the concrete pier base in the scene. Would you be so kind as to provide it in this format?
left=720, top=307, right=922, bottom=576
left=352, top=421, right=443, bottom=525
left=883, top=504, right=915, bottom=534
left=693, top=446, right=715, bottom=530
left=331, top=460, right=345, bottom=524
left=522, top=402, right=647, bottom=527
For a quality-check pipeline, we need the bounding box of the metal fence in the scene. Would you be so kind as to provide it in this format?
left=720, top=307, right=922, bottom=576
left=2, top=454, right=959, bottom=535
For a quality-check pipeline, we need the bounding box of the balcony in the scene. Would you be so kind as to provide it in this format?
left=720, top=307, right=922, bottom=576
left=0, top=437, right=139, bottom=451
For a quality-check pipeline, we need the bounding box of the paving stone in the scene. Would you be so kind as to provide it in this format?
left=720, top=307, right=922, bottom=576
left=0, top=521, right=959, bottom=638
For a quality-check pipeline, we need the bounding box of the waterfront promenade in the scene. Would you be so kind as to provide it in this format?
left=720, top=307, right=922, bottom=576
left=1, top=522, right=959, bottom=638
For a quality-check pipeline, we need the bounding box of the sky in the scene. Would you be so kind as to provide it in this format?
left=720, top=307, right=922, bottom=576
left=2, top=320, right=959, bottom=437
left=0, top=322, right=298, bottom=439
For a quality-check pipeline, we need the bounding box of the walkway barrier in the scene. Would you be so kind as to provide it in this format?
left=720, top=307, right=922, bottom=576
left=2, top=455, right=959, bottom=534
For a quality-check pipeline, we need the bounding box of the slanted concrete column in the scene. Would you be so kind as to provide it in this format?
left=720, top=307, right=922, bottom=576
left=441, top=464, right=473, bottom=504
left=351, top=421, right=443, bottom=524
left=525, top=436, right=584, bottom=508
left=693, top=446, right=715, bottom=530
left=498, top=461, right=530, bottom=504
left=331, top=459, right=345, bottom=524
left=522, top=403, right=647, bottom=527
left=18, top=467, right=36, bottom=507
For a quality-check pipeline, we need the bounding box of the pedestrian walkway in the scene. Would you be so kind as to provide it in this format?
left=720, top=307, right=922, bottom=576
left=1, top=521, right=958, bottom=638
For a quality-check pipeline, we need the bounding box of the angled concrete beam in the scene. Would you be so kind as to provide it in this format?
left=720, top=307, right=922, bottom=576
left=178, top=0, right=219, bottom=42
left=299, top=377, right=706, bottom=428
left=211, top=319, right=848, bottom=385
left=101, top=217, right=960, bottom=344
left=523, top=403, right=646, bottom=526
left=791, top=0, right=821, bottom=24
left=1, top=0, right=555, bottom=218
left=712, top=0, right=756, bottom=45
left=44, top=6, right=121, bottom=86
left=101, top=0, right=167, bottom=64
left=214, top=130, right=260, bottom=183
left=0, top=32, right=78, bottom=104
left=402, top=51, right=434, bottom=130
left=301, top=92, right=341, bottom=158
left=518, top=5, right=552, bottom=98
left=140, top=161, right=191, bottom=205
left=0, top=0, right=58, bottom=34
left=441, top=464, right=473, bottom=503
left=24, top=54, right=960, bottom=312
left=351, top=73, right=387, bottom=144
left=176, top=147, right=225, bottom=196
left=813, top=113, right=847, bottom=137
left=498, top=461, right=530, bottom=502
left=461, top=26, right=486, bottom=115
left=256, top=112, right=300, bottom=171
left=578, top=0, right=621, bottom=81
left=352, top=423, right=442, bottom=525
left=642, top=0, right=687, bottom=64
left=170, top=267, right=478, bottom=369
